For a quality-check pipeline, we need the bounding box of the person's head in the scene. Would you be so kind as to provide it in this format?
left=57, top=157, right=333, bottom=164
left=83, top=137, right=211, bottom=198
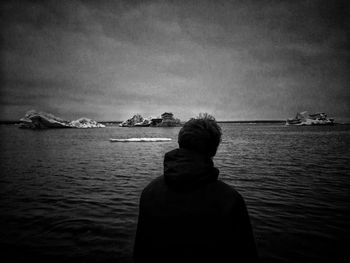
left=178, top=113, right=222, bottom=157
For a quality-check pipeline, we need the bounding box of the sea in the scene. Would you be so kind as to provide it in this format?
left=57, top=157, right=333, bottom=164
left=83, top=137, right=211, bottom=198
left=0, top=123, right=349, bottom=262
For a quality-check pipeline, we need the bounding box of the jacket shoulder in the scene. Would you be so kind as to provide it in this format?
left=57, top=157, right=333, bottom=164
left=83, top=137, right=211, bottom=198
left=143, top=175, right=164, bottom=190
left=215, top=180, right=243, bottom=198
left=142, top=176, right=243, bottom=199
left=141, top=176, right=166, bottom=198
left=140, top=176, right=245, bottom=210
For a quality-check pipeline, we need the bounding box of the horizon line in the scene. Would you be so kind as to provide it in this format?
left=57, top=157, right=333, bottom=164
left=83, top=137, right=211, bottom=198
left=2, top=120, right=350, bottom=125
left=0, top=119, right=285, bottom=123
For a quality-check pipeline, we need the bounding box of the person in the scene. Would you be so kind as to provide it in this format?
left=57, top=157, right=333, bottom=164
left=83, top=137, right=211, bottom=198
left=133, top=115, right=258, bottom=262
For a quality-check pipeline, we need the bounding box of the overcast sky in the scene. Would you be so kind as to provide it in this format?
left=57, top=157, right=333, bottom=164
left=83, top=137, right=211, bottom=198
left=1, top=0, right=349, bottom=121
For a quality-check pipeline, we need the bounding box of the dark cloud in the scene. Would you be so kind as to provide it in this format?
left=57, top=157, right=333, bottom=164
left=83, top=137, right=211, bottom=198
left=1, top=0, right=349, bottom=121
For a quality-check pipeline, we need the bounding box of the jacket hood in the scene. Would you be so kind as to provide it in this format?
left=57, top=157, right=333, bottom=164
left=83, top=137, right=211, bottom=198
left=163, top=148, right=219, bottom=192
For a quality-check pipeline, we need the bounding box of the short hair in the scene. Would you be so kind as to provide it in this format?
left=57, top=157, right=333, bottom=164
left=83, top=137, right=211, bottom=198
left=178, top=115, right=222, bottom=157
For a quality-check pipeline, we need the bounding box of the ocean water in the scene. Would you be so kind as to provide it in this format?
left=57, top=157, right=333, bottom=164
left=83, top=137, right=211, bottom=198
left=0, top=124, right=349, bottom=262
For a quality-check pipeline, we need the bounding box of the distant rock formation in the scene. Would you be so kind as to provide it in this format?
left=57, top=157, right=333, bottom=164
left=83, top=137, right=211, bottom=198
left=19, top=110, right=71, bottom=129
left=18, top=110, right=105, bottom=129
left=286, top=111, right=335, bottom=126
left=157, top=112, right=181, bottom=127
left=134, top=117, right=153, bottom=127
left=119, top=114, right=144, bottom=127
left=120, top=112, right=181, bottom=127
left=69, top=118, right=105, bottom=128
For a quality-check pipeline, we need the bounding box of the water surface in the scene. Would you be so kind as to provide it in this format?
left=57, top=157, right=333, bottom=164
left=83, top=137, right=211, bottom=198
left=0, top=124, right=349, bottom=262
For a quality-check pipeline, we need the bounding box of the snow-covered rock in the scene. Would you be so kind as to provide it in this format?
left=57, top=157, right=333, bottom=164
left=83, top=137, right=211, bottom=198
left=18, top=110, right=105, bottom=129
left=286, top=111, right=335, bottom=126
left=69, top=118, right=105, bottom=128
left=120, top=113, right=182, bottom=127
left=119, top=114, right=144, bottom=127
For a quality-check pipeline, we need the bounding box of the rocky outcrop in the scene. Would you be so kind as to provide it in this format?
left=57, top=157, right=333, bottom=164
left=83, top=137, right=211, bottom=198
left=69, top=118, right=105, bottom=128
left=134, top=117, right=153, bottom=127
left=157, top=112, right=181, bottom=127
left=19, top=110, right=71, bottom=129
left=286, top=111, right=335, bottom=126
left=120, top=112, right=182, bottom=127
left=119, top=114, right=144, bottom=127
left=18, top=110, right=105, bottom=129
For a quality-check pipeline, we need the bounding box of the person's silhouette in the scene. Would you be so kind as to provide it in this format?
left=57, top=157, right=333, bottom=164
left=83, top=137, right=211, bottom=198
left=134, top=115, right=258, bottom=262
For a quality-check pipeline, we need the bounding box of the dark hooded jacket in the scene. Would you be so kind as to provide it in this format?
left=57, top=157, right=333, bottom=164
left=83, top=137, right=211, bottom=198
left=133, top=148, right=258, bottom=263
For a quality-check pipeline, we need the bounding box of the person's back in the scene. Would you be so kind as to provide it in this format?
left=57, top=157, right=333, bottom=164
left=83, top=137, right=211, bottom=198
left=134, top=115, right=258, bottom=262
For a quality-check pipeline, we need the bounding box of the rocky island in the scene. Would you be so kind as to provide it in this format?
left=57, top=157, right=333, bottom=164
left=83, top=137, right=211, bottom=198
left=286, top=111, right=335, bottom=126
left=119, top=112, right=181, bottom=127
left=18, top=110, right=105, bottom=129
